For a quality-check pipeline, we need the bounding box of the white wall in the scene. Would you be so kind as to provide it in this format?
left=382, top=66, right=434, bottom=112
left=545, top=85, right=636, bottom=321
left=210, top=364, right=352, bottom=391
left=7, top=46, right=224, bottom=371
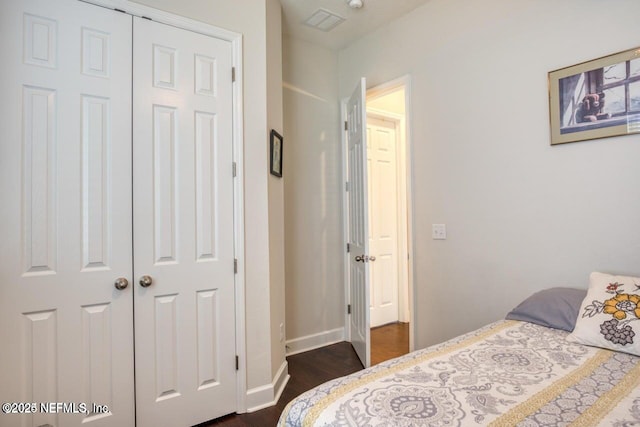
left=266, top=0, right=287, bottom=383
left=130, top=0, right=284, bottom=398
left=282, top=37, right=345, bottom=349
left=338, top=0, right=640, bottom=349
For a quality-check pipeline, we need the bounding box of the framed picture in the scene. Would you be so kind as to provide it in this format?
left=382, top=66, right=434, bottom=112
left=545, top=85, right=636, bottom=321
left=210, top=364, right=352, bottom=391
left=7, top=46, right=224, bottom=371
left=270, top=129, right=283, bottom=177
left=549, top=46, right=640, bottom=145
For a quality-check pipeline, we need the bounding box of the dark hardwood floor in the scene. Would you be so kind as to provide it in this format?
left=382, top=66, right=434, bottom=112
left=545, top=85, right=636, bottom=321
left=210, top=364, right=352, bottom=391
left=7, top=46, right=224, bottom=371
left=200, top=322, right=409, bottom=427
left=200, top=342, right=363, bottom=427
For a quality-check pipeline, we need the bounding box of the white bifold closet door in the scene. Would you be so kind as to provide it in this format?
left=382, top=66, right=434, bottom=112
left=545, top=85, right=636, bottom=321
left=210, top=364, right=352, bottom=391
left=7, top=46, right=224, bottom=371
left=0, top=1, right=237, bottom=426
left=132, top=17, right=237, bottom=427
left=0, top=1, right=135, bottom=426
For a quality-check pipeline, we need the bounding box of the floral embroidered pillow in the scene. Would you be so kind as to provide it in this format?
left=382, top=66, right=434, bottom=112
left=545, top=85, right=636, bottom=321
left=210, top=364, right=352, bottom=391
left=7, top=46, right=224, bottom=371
left=567, top=272, right=640, bottom=355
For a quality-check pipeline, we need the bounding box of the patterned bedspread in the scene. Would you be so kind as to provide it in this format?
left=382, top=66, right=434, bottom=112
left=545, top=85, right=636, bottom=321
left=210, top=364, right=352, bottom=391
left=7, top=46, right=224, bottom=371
left=278, top=320, right=640, bottom=426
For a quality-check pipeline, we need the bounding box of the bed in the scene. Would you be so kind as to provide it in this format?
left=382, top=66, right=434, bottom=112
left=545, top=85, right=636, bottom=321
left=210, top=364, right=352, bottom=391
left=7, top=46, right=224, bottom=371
left=278, top=272, right=640, bottom=426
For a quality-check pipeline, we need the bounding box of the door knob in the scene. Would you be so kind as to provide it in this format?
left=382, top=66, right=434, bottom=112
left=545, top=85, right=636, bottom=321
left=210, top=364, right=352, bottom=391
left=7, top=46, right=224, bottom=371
left=139, top=275, right=153, bottom=288
left=369, top=256, right=376, bottom=262
left=355, top=255, right=364, bottom=262
left=114, top=277, right=129, bottom=290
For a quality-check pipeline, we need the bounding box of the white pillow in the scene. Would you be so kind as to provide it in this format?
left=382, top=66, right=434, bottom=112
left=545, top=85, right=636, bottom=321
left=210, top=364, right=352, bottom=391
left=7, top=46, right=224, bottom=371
left=568, top=272, right=640, bottom=356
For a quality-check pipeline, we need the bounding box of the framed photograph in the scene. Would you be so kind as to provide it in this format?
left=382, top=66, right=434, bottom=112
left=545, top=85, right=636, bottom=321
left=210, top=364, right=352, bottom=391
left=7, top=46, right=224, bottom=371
left=270, top=129, right=283, bottom=177
left=549, top=46, right=640, bottom=145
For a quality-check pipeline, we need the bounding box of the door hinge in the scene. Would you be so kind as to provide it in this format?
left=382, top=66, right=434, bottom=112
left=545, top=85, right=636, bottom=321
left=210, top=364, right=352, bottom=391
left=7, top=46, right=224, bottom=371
left=344, top=121, right=348, bottom=131
left=345, top=182, right=350, bottom=192
left=232, top=67, right=236, bottom=82
left=347, top=243, right=350, bottom=253
left=347, top=304, right=351, bottom=315
left=234, top=259, right=238, bottom=274
left=232, top=162, right=237, bottom=177
left=235, top=355, right=239, bottom=370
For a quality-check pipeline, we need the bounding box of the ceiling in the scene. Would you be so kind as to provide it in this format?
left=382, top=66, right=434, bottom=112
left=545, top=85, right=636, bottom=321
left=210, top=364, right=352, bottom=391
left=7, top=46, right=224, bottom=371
left=279, top=0, right=432, bottom=50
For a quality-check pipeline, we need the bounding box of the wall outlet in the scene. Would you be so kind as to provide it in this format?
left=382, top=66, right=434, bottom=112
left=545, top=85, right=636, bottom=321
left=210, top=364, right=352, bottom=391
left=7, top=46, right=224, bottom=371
left=280, top=323, right=284, bottom=342
left=432, top=224, right=446, bottom=240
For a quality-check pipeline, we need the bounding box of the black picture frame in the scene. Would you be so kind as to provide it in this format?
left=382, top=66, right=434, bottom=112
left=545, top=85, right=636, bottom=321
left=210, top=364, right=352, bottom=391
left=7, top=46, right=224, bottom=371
left=270, top=130, right=283, bottom=177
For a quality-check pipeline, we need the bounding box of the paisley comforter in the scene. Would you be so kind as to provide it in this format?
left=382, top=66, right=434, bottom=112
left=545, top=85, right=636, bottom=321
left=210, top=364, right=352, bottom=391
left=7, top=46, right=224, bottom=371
left=278, top=320, right=640, bottom=426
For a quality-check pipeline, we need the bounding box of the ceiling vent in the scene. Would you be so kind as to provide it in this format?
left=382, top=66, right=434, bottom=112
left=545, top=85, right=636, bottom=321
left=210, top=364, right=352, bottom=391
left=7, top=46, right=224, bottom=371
left=303, top=8, right=345, bottom=32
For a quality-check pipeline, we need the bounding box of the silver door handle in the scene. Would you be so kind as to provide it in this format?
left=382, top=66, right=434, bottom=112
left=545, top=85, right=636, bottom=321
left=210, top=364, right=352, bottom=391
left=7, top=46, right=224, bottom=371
left=369, top=256, right=376, bottom=262
left=114, top=277, right=129, bottom=290
left=355, top=255, right=365, bottom=262
left=139, top=275, right=153, bottom=288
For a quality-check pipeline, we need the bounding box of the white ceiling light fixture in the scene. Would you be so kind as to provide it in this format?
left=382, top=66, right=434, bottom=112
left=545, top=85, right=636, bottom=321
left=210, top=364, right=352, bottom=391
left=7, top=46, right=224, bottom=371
left=347, top=0, right=364, bottom=9
left=303, top=8, right=346, bottom=32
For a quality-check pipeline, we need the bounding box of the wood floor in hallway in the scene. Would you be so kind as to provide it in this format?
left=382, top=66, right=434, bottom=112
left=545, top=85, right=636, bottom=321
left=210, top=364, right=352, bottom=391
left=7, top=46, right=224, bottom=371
left=371, top=321, right=410, bottom=365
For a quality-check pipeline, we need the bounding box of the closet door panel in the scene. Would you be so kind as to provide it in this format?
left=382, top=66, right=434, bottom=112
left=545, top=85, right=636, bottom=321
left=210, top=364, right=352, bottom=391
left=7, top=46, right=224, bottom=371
left=0, top=1, right=134, bottom=426
left=133, top=17, right=236, bottom=427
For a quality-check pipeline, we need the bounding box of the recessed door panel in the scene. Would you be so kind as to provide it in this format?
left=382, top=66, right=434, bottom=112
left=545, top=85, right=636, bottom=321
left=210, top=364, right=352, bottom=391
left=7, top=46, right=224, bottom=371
left=23, top=309, right=58, bottom=427
left=153, top=105, right=178, bottom=264
left=82, top=95, right=111, bottom=270
left=155, top=294, right=180, bottom=400
left=196, top=289, right=220, bottom=388
left=153, top=44, right=177, bottom=90
left=81, top=28, right=110, bottom=78
left=195, top=55, right=217, bottom=97
left=195, top=112, right=219, bottom=261
left=23, top=13, right=57, bottom=68
left=81, top=303, right=113, bottom=421
left=22, top=86, right=57, bottom=275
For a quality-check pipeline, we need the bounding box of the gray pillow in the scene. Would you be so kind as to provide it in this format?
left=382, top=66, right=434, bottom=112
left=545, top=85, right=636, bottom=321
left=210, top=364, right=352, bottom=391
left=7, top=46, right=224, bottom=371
left=505, top=287, right=587, bottom=332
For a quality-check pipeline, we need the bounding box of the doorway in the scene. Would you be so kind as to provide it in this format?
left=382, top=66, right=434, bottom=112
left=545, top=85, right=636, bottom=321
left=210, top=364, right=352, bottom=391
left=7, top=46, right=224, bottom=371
left=343, top=76, right=413, bottom=368
left=366, top=81, right=412, bottom=365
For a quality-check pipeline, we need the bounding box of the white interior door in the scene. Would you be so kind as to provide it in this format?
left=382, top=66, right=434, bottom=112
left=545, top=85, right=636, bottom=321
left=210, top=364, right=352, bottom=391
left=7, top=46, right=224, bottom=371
left=367, top=117, right=400, bottom=328
left=132, top=17, right=237, bottom=427
left=0, top=1, right=134, bottom=426
left=347, top=78, right=371, bottom=368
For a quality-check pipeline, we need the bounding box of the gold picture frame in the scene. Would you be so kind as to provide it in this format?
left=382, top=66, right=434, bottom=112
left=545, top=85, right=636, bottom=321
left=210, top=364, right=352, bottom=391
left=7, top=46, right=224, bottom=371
left=549, top=46, right=640, bottom=145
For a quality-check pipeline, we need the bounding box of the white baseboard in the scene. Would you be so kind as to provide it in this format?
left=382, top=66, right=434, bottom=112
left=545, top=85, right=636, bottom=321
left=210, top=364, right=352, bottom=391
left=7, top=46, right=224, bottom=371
left=246, top=360, right=290, bottom=413
left=285, top=327, right=345, bottom=356
left=244, top=329, right=346, bottom=412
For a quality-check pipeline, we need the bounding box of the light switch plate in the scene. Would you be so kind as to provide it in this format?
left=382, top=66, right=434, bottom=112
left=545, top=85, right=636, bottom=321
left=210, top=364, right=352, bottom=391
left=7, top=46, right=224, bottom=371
left=432, top=224, right=446, bottom=240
